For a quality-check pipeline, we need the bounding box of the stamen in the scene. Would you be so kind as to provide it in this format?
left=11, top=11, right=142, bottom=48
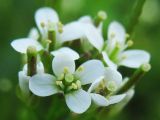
left=76, top=66, right=84, bottom=72
left=46, top=39, right=52, bottom=44
left=127, top=40, right=134, bottom=47
left=76, top=80, right=81, bottom=89
left=56, top=81, right=64, bottom=89
left=57, top=22, right=63, bottom=33
left=71, top=83, right=78, bottom=90
left=40, top=22, right=45, bottom=28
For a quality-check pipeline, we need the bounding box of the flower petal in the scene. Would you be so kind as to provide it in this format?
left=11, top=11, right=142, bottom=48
left=107, top=21, right=126, bottom=50
left=90, top=93, right=109, bottom=106
left=51, top=47, right=80, bottom=60
left=29, top=74, right=59, bottom=97
left=108, top=94, right=126, bottom=105
left=78, top=16, right=92, bottom=24
left=28, top=27, right=39, bottom=40
left=18, top=71, right=30, bottom=95
left=76, top=60, right=105, bottom=85
left=119, top=50, right=151, bottom=68
left=65, top=89, right=91, bottom=114
left=102, top=51, right=117, bottom=70
left=124, top=89, right=135, bottom=103
left=60, top=22, right=85, bottom=42
left=11, top=38, right=43, bottom=53
left=35, top=7, right=59, bottom=35
left=36, top=62, right=45, bottom=74
left=108, top=21, right=126, bottom=43
left=52, top=53, right=75, bottom=76
left=85, top=24, right=104, bottom=51
left=104, top=67, right=122, bottom=86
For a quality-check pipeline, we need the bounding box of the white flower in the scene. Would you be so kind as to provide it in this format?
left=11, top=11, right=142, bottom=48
left=60, top=16, right=104, bottom=52
left=102, top=21, right=150, bottom=69
left=29, top=52, right=105, bottom=113
left=88, top=67, right=126, bottom=106
left=11, top=7, right=59, bottom=54
left=18, top=62, right=44, bottom=95
left=35, top=7, right=61, bottom=40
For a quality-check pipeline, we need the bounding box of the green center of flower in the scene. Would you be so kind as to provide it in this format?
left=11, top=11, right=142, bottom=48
left=55, top=67, right=82, bottom=93
left=95, top=79, right=118, bottom=96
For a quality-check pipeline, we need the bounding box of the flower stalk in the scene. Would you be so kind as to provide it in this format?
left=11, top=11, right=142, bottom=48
left=27, top=46, right=37, bottom=76
left=127, top=0, right=146, bottom=34
left=117, top=63, right=151, bottom=94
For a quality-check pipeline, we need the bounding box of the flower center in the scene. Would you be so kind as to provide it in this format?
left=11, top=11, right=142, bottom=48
left=95, top=79, right=118, bottom=96
left=55, top=67, right=82, bottom=93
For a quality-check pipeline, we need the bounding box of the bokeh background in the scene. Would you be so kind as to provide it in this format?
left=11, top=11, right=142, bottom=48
left=0, top=0, right=160, bottom=120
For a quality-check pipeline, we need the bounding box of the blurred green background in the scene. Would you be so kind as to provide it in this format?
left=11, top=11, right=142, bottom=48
left=0, top=0, right=160, bottom=120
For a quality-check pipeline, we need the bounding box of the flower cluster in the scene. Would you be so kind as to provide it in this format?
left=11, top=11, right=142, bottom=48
left=11, top=7, right=150, bottom=114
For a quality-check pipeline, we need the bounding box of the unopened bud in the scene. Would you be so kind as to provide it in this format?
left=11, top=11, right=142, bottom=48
left=98, top=10, right=107, bottom=21
left=127, top=40, right=134, bottom=47
left=141, top=63, right=151, bottom=72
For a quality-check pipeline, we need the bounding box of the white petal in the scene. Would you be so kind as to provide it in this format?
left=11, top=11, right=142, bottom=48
left=36, top=62, right=45, bottom=74
left=29, top=73, right=59, bottom=96
left=60, top=22, right=85, bottom=42
left=78, top=16, right=92, bottom=24
left=28, top=27, right=39, bottom=40
left=35, top=7, right=59, bottom=34
left=85, top=24, right=104, bottom=51
left=104, top=67, right=122, bottom=87
left=119, top=50, right=151, bottom=68
left=18, top=71, right=30, bottom=95
left=124, top=89, right=135, bottom=103
left=65, top=89, right=91, bottom=114
left=91, top=93, right=109, bottom=106
left=51, top=47, right=80, bottom=60
left=88, top=76, right=104, bottom=93
left=11, top=38, right=43, bottom=53
left=76, top=60, right=105, bottom=85
left=109, top=94, right=126, bottom=105
left=102, top=51, right=117, bottom=70
left=52, top=53, right=75, bottom=76
left=108, top=21, right=126, bottom=49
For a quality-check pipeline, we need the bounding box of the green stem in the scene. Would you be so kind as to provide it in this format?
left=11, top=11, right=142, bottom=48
left=117, top=63, right=151, bottom=94
left=40, top=50, right=53, bottom=74
left=48, top=30, right=56, bottom=52
left=27, top=46, right=37, bottom=76
left=127, top=0, right=146, bottom=34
